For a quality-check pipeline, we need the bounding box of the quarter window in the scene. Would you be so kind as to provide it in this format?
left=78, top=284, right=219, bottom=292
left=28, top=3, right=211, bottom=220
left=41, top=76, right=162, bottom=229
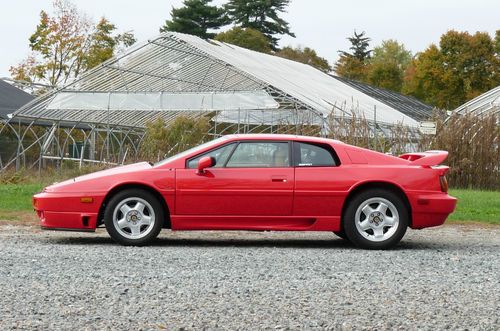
left=187, top=143, right=236, bottom=168
left=226, top=142, right=289, bottom=168
left=295, top=142, right=337, bottom=167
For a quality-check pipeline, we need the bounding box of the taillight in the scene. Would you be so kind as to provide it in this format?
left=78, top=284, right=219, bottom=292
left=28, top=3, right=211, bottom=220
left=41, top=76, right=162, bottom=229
left=439, top=175, right=448, bottom=192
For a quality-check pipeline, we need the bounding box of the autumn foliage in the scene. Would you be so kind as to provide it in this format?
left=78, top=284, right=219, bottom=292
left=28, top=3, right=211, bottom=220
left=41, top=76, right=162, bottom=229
left=9, top=0, right=135, bottom=88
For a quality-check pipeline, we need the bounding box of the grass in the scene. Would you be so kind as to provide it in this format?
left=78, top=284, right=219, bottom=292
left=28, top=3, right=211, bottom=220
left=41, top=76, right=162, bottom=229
left=0, top=183, right=498, bottom=224
left=448, top=189, right=500, bottom=224
left=0, top=183, right=44, bottom=220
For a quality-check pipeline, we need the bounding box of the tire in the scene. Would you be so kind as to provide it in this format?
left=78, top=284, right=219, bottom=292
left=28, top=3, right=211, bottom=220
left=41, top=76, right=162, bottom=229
left=343, top=189, right=408, bottom=250
left=104, top=189, right=164, bottom=246
left=333, top=229, right=349, bottom=241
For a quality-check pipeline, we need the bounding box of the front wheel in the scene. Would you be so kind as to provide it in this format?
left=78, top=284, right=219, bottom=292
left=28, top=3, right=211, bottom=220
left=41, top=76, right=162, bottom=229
left=104, top=189, right=164, bottom=246
left=333, top=229, right=349, bottom=241
left=343, top=189, right=408, bottom=249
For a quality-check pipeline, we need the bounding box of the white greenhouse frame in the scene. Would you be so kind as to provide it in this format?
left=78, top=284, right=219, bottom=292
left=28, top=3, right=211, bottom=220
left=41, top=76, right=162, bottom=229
left=1, top=32, right=430, bottom=171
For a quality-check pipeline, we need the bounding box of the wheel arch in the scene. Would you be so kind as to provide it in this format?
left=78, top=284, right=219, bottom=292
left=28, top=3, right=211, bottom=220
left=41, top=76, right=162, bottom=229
left=97, top=182, right=171, bottom=228
left=340, top=181, right=412, bottom=229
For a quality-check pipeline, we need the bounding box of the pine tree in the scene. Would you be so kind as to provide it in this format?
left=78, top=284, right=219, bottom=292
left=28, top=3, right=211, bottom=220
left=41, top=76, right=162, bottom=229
left=339, top=31, right=372, bottom=61
left=225, top=0, right=295, bottom=49
left=335, top=31, right=372, bottom=82
left=160, top=0, right=229, bottom=39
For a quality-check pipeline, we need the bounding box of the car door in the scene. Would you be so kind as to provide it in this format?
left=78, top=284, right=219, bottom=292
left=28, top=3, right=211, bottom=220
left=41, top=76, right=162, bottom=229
left=293, top=141, right=345, bottom=217
left=175, top=141, right=294, bottom=216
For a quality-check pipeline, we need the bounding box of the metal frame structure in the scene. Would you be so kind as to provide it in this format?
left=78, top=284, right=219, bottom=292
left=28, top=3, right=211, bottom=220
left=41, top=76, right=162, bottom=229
left=454, top=86, right=500, bottom=117
left=1, top=32, right=426, bottom=172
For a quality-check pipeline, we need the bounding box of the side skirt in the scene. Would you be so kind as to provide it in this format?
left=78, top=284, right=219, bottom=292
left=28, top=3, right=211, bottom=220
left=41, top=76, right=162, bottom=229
left=41, top=226, right=96, bottom=233
left=169, top=215, right=341, bottom=232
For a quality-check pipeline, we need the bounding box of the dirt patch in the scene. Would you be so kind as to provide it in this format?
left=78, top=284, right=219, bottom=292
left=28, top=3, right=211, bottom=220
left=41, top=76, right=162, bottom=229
left=0, top=211, right=38, bottom=226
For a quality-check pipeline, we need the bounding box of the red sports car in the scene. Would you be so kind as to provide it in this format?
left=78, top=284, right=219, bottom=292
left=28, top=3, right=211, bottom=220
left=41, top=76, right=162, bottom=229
left=33, top=134, right=456, bottom=249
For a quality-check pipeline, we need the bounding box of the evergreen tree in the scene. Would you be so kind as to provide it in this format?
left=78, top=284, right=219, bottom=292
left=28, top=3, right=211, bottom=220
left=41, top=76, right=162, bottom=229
left=335, top=31, right=372, bottom=82
left=225, top=0, right=295, bottom=49
left=160, top=0, right=229, bottom=39
left=339, top=31, right=372, bottom=61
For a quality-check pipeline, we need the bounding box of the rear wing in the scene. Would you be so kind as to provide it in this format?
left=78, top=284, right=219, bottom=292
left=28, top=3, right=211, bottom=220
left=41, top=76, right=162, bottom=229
left=399, top=150, right=449, bottom=166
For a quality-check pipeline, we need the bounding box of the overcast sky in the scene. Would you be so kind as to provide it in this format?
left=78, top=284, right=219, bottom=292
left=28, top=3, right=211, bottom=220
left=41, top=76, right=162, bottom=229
left=1, top=0, right=498, bottom=78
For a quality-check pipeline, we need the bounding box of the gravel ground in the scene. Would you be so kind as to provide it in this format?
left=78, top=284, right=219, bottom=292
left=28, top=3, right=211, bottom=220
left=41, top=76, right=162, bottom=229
left=0, top=223, right=499, bottom=330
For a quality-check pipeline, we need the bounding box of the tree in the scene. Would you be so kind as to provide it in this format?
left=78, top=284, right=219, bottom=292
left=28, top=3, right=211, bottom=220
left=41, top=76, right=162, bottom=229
left=335, top=31, right=372, bottom=81
left=9, top=0, right=135, bottom=87
left=402, top=45, right=446, bottom=106
left=368, top=63, right=404, bottom=91
left=160, top=0, right=228, bottom=39
left=225, top=0, right=295, bottom=49
left=339, top=31, right=372, bottom=61
left=495, top=30, right=500, bottom=54
left=371, top=40, right=412, bottom=69
left=10, top=0, right=91, bottom=86
left=215, top=27, right=271, bottom=53
left=84, top=18, right=136, bottom=70
left=403, top=30, right=500, bottom=109
left=277, top=46, right=331, bottom=72
left=368, top=40, right=412, bottom=92
left=334, top=56, right=369, bottom=82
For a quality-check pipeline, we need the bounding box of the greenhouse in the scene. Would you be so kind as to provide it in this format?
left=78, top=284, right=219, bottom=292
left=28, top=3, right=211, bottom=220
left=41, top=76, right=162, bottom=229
left=454, top=85, right=500, bottom=117
left=1, top=32, right=433, bottom=171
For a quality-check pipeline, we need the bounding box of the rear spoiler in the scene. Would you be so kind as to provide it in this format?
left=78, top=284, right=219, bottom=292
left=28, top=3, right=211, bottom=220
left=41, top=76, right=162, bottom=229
left=399, top=150, right=449, bottom=166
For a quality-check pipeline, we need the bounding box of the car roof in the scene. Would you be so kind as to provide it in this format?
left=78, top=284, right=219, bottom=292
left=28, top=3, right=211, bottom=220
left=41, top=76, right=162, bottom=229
left=224, top=134, right=343, bottom=145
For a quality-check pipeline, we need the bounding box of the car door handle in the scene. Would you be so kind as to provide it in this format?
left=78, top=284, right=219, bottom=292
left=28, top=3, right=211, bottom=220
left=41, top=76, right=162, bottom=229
left=271, top=176, right=287, bottom=183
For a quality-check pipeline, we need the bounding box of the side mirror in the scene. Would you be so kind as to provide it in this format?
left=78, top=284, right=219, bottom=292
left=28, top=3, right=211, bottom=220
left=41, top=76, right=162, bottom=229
left=197, top=156, right=215, bottom=174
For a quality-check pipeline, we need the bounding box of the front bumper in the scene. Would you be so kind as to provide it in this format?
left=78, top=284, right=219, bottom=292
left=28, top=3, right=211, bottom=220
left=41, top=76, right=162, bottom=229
left=33, top=192, right=103, bottom=231
left=408, top=192, right=457, bottom=229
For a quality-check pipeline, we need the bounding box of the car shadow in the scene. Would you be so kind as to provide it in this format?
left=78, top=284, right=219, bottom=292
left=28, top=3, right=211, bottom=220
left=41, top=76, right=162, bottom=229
left=42, top=233, right=457, bottom=250
left=45, top=236, right=352, bottom=249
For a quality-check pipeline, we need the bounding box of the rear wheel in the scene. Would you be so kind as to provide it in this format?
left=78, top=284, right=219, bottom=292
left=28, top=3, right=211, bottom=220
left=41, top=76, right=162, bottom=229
left=343, top=189, right=408, bottom=249
left=104, top=189, right=164, bottom=246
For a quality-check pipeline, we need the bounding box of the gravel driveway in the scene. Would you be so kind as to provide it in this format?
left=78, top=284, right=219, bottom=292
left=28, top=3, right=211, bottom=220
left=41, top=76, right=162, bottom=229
left=0, top=223, right=499, bottom=330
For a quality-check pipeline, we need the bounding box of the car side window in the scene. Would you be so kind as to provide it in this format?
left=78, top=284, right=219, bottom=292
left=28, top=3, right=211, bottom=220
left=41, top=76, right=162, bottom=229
left=226, top=142, right=289, bottom=168
left=295, top=142, right=337, bottom=167
left=187, top=143, right=236, bottom=168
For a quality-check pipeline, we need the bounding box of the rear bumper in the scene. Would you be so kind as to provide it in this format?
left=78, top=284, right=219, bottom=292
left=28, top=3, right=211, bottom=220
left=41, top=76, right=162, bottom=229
left=408, top=192, right=457, bottom=229
left=33, top=192, right=102, bottom=231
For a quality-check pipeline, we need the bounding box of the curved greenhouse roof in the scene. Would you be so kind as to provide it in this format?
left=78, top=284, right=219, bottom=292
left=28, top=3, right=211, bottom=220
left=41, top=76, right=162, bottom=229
left=454, top=86, right=500, bottom=116
left=10, top=32, right=430, bottom=129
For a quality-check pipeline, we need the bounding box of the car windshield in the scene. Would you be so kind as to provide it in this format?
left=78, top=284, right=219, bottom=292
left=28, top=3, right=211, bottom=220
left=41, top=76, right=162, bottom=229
left=154, top=136, right=229, bottom=167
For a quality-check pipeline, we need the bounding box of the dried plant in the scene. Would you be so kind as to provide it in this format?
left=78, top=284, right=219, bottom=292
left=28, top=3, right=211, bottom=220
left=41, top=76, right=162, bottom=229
left=420, top=111, right=500, bottom=190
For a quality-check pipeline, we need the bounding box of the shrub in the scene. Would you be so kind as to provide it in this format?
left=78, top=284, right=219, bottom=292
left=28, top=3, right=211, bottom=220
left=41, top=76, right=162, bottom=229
left=140, top=116, right=210, bottom=162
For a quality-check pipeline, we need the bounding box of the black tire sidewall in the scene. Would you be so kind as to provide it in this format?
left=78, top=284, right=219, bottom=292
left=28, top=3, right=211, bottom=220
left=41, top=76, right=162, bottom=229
left=343, top=189, right=408, bottom=249
left=333, top=230, right=349, bottom=241
left=104, top=189, right=164, bottom=246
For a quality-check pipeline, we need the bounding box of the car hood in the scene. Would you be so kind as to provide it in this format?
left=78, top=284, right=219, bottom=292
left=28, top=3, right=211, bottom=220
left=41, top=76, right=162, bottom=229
left=44, top=162, right=152, bottom=192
